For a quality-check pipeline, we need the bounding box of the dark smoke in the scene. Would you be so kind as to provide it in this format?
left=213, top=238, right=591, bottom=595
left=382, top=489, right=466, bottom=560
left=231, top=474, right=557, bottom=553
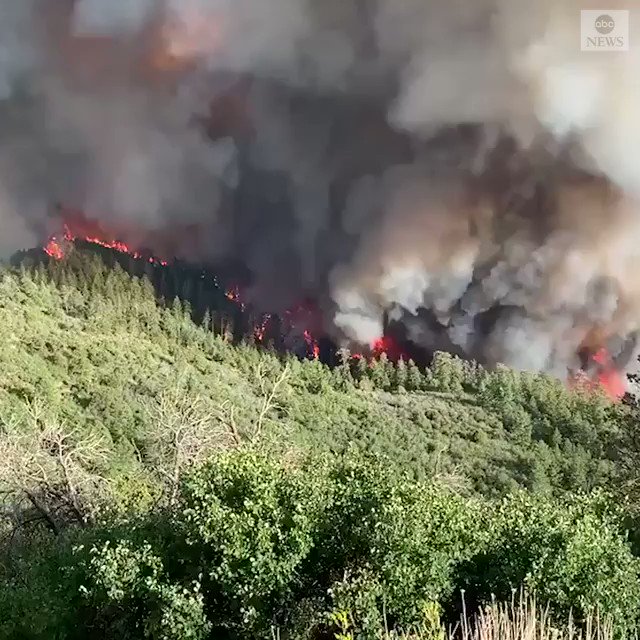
left=1, top=0, right=639, bottom=381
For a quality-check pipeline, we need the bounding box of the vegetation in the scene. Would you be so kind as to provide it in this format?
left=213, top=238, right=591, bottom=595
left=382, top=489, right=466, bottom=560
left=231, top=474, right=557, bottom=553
left=3, top=451, right=639, bottom=639
left=0, top=247, right=639, bottom=638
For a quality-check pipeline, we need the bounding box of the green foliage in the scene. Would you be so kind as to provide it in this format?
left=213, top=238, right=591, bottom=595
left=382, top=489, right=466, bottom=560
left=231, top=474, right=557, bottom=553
left=177, top=451, right=329, bottom=634
left=81, top=539, right=211, bottom=640
left=0, top=250, right=639, bottom=639
left=2, top=451, right=638, bottom=639
left=457, top=491, right=640, bottom=631
left=0, top=251, right=626, bottom=496
left=430, top=352, right=466, bottom=393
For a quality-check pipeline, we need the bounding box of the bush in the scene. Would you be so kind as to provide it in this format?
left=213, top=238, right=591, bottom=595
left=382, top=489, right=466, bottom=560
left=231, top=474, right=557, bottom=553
left=176, top=451, right=330, bottom=635
left=2, top=451, right=638, bottom=639
left=456, top=491, right=640, bottom=632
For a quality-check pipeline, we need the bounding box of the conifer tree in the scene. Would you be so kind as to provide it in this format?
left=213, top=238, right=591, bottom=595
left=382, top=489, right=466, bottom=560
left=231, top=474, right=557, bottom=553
left=201, top=308, right=212, bottom=332
left=354, top=356, right=368, bottom=386
left=394, top=357, right=407, bottom=391
left=406, top=359, right=422, bottom=392
left=370, top=354, right=391, bottom=390
left=336, top=349, right=355, bottom=388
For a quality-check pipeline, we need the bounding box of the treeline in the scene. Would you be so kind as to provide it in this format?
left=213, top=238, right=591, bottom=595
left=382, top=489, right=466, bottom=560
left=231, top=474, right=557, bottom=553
left=17, top=241, right=323, bottom=357
left=0, top=250, right=640, bottom=637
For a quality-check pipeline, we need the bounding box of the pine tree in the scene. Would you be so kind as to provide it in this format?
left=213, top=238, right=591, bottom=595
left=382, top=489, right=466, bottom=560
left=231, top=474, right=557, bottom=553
left=172, top=296, right=184, bottom=318
left=370, top=354, right=391, bottom=390
left=201, top=308, right=212, bottom=331
left=406, top=359, right=422, bottom=392
left=431, top=351, right=464, bottom=393
left=336, top=349, right=354, bottom=388
left=354, top=356, right=368, bottom=385
left=394, top=357, right=407, bottom=392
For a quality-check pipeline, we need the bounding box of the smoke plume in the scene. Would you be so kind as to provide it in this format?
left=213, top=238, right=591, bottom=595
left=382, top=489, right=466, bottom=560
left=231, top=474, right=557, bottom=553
left=1, top=0, right=639, bottom=379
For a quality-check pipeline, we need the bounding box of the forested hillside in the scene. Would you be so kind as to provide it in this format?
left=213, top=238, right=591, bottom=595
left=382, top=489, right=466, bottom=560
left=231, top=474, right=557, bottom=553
left=1, top=249, right=640, bottom=639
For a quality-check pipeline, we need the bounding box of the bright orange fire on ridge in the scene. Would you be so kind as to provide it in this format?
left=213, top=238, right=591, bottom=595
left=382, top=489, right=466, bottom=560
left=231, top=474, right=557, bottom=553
left=42, top=221, right=630, bottom=397
left=570, top=346, right=627, bottom=402
left=44, top=224, right=168, bottom=266
left=591, top=347, right=627, bottom=400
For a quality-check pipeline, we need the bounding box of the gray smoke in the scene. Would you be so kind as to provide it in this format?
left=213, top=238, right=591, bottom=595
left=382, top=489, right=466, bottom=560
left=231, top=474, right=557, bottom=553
left=0, top=0, right=639, bottom=379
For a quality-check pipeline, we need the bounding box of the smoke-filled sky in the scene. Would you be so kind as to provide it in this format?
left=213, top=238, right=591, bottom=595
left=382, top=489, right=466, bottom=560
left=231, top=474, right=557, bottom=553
left=0, top=0, right=639, bottom=377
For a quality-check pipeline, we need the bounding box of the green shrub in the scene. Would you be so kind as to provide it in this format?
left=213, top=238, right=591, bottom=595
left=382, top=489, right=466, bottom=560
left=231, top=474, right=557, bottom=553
left=3, top=452, right=636, bottom=639
left=176, top=451, right=330, bottom=634
left=456, top=491, right=640, bottom=631
left=81, top=539, right=210, bottom=640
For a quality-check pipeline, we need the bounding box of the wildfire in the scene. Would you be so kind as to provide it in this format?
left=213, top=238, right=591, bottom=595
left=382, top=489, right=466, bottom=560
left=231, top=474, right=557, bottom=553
left=41, top=215, right=629, bottom=398
left=303, top=330, right=320, bottom=360
left=225, top=286, right=241, bottom=303
left=369, top=335, right=408, bottom=362
left=254, top=313, right=272, bottom=344
left=44, top=218, right=168, bottom=267
left=570, top=345, right=627, bottom=402
left=591, top=347, right=627, bottom=400
left=44, top=237, right=66, bottom=260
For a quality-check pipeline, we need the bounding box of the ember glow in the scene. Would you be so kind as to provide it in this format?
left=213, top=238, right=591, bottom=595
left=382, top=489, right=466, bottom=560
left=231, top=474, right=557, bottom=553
left=254, top=313, right=272, bottom=344
left=370, top=336, right=409, bottom=362
left=225, top=285, right=243, bottom=305
left=303, top=330, right=320, bottom=360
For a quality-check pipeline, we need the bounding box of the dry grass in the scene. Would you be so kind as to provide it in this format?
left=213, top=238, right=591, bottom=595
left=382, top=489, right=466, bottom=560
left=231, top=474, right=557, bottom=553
left=389, top=594, right=618, bottom=640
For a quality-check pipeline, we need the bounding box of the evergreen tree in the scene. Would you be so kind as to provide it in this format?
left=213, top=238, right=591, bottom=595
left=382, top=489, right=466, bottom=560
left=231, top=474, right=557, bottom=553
left=431, top=351, right=465, bottom=393
left=354, top=356, right=368, bottom=386
left=201, top=308, right=212, bottom=331
left=370, top=354, right=391, bottom=390
left=336, top=349, right=355, bottom=388
left=406, top=359, right=422, bottom=392
left=394, top=357, right=407, bottom=392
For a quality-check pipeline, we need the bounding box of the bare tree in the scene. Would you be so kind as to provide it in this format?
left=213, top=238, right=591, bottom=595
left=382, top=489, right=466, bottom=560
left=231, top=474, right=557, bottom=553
left=253, top=362, right=291, bottom=440
left=143, top=387, right=235, bottom=504
left=0, top=401, right=112, bottom=534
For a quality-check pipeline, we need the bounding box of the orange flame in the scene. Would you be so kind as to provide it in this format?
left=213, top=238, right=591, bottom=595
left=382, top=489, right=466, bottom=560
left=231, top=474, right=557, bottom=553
left=570, top=346, right=626, bottom=401
left=254, top=313, right=272, bottom=343
left=44, top=237, right=66, bottom=260
left=44, top=219, right=168, bottom=267
left=592, top=347, right=626, bottom=400
left=304, top=330, right=320, bottom=359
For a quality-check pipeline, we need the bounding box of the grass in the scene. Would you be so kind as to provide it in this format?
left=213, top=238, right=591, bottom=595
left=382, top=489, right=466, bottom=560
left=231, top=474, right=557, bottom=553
left=389, top=595, right=616, bottom=640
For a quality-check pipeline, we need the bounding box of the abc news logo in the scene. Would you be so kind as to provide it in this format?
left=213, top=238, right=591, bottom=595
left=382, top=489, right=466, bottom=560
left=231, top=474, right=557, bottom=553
left=581, top=10, right=629, bottom=51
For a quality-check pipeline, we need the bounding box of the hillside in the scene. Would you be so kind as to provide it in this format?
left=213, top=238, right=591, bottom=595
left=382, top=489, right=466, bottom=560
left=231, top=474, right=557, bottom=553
left=1, top=249, right=640, bottom=639
left=0, top=249, right=627, bottom=495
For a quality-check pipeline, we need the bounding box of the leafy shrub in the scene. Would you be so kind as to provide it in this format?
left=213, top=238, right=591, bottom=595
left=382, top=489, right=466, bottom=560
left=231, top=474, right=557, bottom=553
left=456, top=491, right=640, bottom=632
left=2, top=451, right=638, bottom=639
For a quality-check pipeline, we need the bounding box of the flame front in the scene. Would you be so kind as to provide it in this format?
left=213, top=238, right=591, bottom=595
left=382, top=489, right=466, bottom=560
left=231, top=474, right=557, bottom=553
left=44, top=212, right=168, bottom=267
left=40, top=216, right=632, bottom=400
